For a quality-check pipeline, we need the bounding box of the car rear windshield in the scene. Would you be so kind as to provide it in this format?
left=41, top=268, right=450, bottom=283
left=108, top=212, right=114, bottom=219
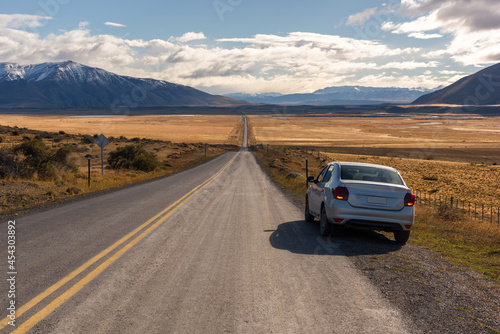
left=340, top=165, right=404, bottom=185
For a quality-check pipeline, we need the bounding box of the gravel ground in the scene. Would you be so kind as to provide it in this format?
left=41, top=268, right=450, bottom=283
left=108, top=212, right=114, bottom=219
left=318, top=227, right=500, bottom=333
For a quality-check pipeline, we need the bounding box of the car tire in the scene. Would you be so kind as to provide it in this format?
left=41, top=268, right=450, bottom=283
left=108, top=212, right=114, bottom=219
left=319, top=206, right=333, bottom=236
left=305, top=197, right=315, bottom=223
left=394, top=230, right=410, bottom=244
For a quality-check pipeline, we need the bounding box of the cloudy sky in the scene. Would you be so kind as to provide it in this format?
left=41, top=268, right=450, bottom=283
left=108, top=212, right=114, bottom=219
left=1, top=0, right=500, bottom=94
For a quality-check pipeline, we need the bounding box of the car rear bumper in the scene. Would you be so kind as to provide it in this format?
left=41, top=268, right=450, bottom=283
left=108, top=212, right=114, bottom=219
left=325, top=201, right=414, bottom=231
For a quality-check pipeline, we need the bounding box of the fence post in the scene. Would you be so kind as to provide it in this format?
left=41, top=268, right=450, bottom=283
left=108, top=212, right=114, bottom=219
left=450, top=196, right=454, bottom=208
left=305, top=158, right=309, bottom=190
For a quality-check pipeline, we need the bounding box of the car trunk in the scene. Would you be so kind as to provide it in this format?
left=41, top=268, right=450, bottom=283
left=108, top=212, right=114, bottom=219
left=344, top=181, right=409, bottom=211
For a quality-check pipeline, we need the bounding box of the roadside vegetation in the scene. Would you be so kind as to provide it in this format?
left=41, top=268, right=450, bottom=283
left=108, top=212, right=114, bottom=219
left=0, top=125, right=238, bottom=217
left=252, top=144, right=500, bottom=283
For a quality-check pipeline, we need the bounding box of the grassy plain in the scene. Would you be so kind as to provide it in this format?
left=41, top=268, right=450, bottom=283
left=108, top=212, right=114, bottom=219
left=248, top=114, right=500, bottom=207
left=0, top=115, right=243, bottom=145
left=248, top=114, right=500, bottom=164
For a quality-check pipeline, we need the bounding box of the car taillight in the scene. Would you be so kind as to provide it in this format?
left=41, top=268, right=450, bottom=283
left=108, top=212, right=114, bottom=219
left=404, top=193, right=416, bottom=206
left=333, top=187, right=349, bottom=201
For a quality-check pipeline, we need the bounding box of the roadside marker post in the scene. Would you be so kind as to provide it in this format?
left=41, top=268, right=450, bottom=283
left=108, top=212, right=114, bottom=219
left=305, top=158, right=308, bottom=190
left=94, top=134, right=109, bottom=176
left=84, top=154, right=92, bottom=187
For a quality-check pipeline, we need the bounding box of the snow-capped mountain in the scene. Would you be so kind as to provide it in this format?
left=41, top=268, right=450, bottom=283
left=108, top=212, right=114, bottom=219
left=225, top=86, right=437, bottom=105
left=0, top=61, right=246, bottom=109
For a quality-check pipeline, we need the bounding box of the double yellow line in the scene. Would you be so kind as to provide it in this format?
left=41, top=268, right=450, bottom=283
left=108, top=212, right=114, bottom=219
left=2, top=154, right=236, bottom=333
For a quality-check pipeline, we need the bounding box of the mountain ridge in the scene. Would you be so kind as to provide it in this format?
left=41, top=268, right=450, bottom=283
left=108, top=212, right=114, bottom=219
left=225, top=86, right=436, bottom=105
left=413, top=63, right=500, bottom=105
left=0, top=61, right=247, bottom=109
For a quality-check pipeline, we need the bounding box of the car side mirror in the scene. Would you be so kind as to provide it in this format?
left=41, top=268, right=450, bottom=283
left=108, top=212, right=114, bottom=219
left=307, top=176, right=315, bottom=183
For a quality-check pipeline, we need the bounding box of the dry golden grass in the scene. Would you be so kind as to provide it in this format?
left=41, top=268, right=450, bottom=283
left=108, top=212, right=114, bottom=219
left=248, top=114, right=500, bottom=164
left=411, top=205, right=500, bottom=283
left=248, top=114, right=500, bottom=209
left=0, top=115, right=242, bottom=144
left=248, top=114, right=500, bottom=149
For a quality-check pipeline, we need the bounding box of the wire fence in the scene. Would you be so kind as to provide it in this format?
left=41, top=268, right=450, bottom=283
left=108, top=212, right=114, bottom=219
left=415, top=190, right=500, bottom=225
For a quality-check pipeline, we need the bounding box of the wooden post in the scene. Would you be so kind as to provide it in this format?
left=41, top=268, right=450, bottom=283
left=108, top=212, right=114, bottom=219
left=88, top=158, right=91, bottom=188
left=305, top=158, right=309, bottom=190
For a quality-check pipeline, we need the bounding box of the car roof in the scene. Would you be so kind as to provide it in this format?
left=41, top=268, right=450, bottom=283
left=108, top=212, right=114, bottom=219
left=334, top=161, right=399, bottom=172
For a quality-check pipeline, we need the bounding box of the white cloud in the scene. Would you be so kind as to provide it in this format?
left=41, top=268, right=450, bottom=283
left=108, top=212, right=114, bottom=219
left=385, top=0, right=500, bottom=65
left=0, top=14, right=455, bottom=94
left=346, top=7, right=378, bottom=26
left=407, top=32, right=442, bottom=39
left=104, top=22, right=126, bottom=28
left=173, top=32, right=207, bottom=43
left=381, top=61, right=439, bottom=70
left=0, top=14, right=51, bottom=28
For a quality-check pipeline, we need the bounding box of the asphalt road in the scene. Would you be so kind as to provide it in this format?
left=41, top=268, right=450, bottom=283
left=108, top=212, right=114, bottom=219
left=1, top=118, right=414, bottom=333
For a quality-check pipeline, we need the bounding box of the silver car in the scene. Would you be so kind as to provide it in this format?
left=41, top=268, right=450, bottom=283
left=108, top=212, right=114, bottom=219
left=305, top=162, right=415, bottom=243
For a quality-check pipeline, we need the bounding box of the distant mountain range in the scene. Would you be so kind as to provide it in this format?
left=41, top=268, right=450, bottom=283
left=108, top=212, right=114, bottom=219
left=2, top=60, right=498, bottom=110
left=0, top=61, right=246, bottom=109
left=225, top=86, right=437, bottom=105
left=413, top=63, right=500, bottom=105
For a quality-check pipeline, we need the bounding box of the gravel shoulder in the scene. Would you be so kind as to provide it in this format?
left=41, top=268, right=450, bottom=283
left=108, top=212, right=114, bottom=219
left=337, top=230, right=500, bottom=334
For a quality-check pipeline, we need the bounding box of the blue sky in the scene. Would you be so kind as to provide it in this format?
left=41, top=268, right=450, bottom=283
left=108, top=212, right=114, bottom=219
left=1, top=0, right=500, bottom=94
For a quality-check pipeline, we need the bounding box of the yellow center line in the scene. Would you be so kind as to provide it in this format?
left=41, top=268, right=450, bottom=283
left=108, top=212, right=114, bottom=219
left=3, top=154, right=236, bottom=333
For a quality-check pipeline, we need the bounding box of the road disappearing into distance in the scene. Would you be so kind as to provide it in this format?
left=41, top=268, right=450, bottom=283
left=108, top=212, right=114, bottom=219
left=1, top=117, right=413, bottom=333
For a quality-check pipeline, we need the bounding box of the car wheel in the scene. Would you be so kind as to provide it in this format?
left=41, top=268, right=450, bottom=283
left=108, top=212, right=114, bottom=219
left=319, top=206, right=333, bottom=236
left=305, top=197, right=315, bottom=222
left=394, top=230, right=410, bottom=244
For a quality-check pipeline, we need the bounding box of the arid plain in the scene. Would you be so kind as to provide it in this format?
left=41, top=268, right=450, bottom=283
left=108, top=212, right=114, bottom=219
left=248, top=114, right=500, bottom=164
left=3, top=114, right=500, bottom=162
left=0, top=114, right=243, bottom=145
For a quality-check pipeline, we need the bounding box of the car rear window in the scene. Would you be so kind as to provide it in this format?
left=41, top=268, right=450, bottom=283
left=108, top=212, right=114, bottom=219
left=340, top=166, right=404, bottom=185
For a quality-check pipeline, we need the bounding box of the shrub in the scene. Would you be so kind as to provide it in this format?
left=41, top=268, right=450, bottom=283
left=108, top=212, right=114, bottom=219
left=132, top=152, right=162, bottom=172
left=81, top=135, right=94, bottom=144
left=0, top=149, right=17, bottom=179
left=108, top=145, right=161, bottom=172
left=14, top=138, right=76, bottom=180
left=436, top=205, right=465, bottom=222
